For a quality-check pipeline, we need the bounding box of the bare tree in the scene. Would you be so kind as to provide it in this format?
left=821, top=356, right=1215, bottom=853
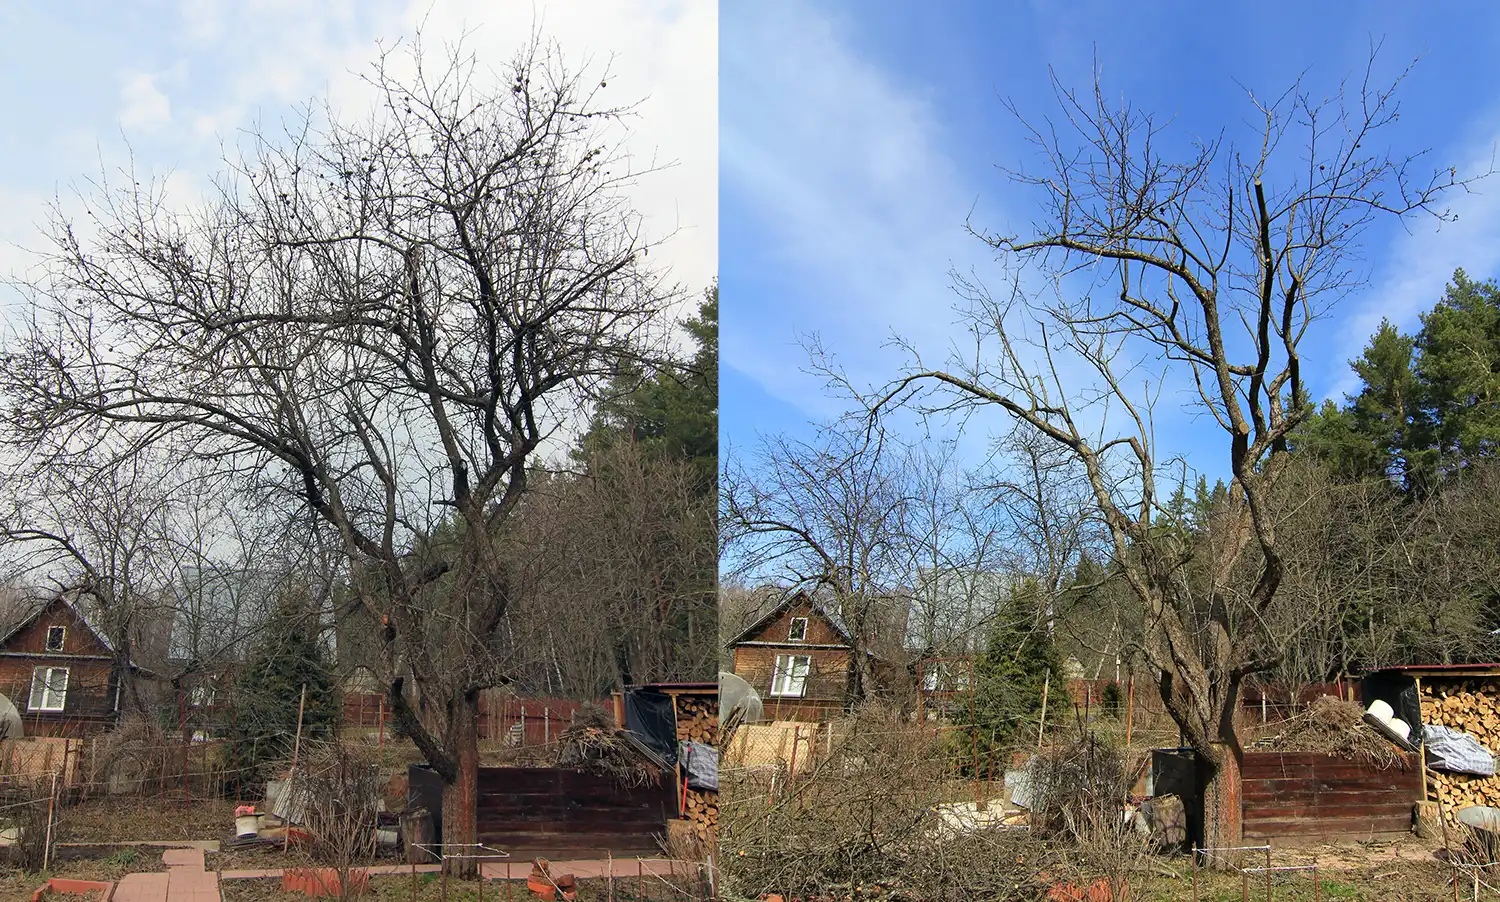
left=0, top=36, right=670, bottom=872
left=0, top=446, right=303, bottom=716
left=503, top=439, right=717, bottom=696
left=871, top=57, right=1474, bottom=853
left=722, top=424, right=915, bottom=701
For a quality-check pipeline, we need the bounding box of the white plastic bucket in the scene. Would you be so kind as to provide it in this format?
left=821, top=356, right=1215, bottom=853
left=1367, top=699, right=1395, bottom=722
left=235, top=814, right=260, bottom=838
left=1388, top=718, right=1411, bottom=741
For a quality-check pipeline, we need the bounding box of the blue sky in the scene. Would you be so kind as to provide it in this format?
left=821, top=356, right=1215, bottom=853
left=721, top=0, right=1500, bottom=478
left=0, top=1, right=715, bottom=326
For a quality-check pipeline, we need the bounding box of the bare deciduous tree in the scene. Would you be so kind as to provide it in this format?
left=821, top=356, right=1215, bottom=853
left=722, top=424, right=917, bottom=702
left=0, top=36, right=671, bottom=872
left=872, top=57, right=1474, bottom=853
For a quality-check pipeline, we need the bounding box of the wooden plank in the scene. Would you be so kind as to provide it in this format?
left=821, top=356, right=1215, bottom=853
left=1241, top=761, right=1417, bottom=779
left=1243, top=751, right=1416, bottom=766
left=1243, top=795, right=1418, bottom=811
left=1246, top=802, right=1415, bottom=820
left=1242, top=781, right=1418, bottom=799
left=1244, top=815, right=1411, bottom=837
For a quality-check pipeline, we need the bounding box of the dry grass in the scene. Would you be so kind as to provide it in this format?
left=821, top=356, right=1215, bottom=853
left=59, top=794, right=237, bottom=844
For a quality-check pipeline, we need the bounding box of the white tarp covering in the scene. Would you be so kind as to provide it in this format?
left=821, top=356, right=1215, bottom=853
left=1424, top=724, right=1497, bottom=776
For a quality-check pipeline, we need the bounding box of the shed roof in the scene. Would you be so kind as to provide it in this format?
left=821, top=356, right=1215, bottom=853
left=1365, top=664, right=1500, bottom=679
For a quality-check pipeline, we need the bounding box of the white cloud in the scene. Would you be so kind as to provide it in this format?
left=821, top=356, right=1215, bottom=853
left=1326, top=118, right=1500, bottom=400
left=720, top=2, right=989, bottom=415
left=119, top=71, right=173, bottom=131
left=1, top=1, right=714, bottom=320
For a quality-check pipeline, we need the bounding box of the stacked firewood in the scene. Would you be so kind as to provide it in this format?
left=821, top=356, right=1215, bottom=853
left=677, top=695, right=719, bottom=744
left=1419, top=680, right=1500, bottom=819
left=676, top=695, right=719, bottom=845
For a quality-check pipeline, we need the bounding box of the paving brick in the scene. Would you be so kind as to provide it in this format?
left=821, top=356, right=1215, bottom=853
left=162, top=847, right=206, bottom=869
left=114, top=872, right=171, bottom=902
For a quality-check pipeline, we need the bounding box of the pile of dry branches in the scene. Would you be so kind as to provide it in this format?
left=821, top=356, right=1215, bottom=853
left=720, top=703, right=1044, bottom=902
left=1251, top=696, right=1403, bottom=768
left=554, top=705, right=663, bottom=788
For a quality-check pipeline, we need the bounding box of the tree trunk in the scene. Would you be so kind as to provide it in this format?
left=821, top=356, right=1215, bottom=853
left=441, top=695, right=482, bottom=878
left=1198, top=741, right=1244, bottom=865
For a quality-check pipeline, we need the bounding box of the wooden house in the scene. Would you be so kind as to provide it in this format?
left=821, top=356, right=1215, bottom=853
left=0, top=595, right=137, bottom=737
left=727, top=592, right=860, bottom=721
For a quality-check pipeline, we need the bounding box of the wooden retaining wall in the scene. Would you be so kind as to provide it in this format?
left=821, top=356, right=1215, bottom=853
left=1241, top=751, right=1419, bottom=844
left=474, top=766, right=675, bottom=856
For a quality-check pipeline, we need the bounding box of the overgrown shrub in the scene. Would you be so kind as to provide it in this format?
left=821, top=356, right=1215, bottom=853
left=1026, top=733, right=1145, bottom=900
left=720, top=702, right=1044, bottom=902
left=0, top=778, right=58, bottom=872
left=294, top=741, right=382, bottom=900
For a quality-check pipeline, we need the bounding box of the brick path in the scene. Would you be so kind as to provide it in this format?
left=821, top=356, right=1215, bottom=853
left=113, top=848, right=219, bottom=902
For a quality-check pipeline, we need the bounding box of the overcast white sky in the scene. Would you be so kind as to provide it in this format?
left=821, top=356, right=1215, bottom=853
left=0, top=0, right=716, bottom=317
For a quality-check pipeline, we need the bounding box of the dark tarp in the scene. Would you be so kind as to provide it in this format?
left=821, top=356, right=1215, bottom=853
left=1361, top=671, right=1425, bottom=746
left=624, top=689, right=678, bottom=765
left=679, top=740, right=719, bottom=792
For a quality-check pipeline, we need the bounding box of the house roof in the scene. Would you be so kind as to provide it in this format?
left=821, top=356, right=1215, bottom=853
left=725, top=590, right=854, bottom=648
left=0, top=593, right=116, bottom=654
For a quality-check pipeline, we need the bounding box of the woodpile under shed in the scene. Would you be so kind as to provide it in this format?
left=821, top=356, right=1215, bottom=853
left=675, top=693, right=719, bottom=845
left=1419, top=679, right=1500, bottom=819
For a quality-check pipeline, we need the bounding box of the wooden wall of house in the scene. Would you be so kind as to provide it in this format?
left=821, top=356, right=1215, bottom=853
left=0, top=657, right=117, bottom=737
left=747, top=604, right=845, bottom=646
left=3, top=601, right=108, bottom=656
left=733, top=646, right=849, bottom=708
left=1241, top=751, right=1419, bottom=844
left=0, top=602, right=120, bottom=737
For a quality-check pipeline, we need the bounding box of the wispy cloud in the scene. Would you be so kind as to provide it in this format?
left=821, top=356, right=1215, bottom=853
left=119, top=71, right=173, bottom=131
left=721, top=2, right=989, bottom=414
left=1326, top=112, right=1500, bottom=400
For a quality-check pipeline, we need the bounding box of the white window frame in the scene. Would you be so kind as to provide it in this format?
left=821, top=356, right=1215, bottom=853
left=28, top=666, right=69, bottom=712
left=45, top=626, right=65, bottom=652
left=770, top=654, right=811, bottom=698
left=787, top=617, right=808, bottom=642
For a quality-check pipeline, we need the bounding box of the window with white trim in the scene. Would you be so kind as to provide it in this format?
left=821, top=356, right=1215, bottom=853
left=28, top=666, right=68, bottom=712
left=770, top=654, right=811, bottom=698
left=787, top=617, right=808, bottom=642
left=45, top=626, right=65, bottom=652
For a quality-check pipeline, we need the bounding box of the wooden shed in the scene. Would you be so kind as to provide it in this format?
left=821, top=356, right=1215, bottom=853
left=1366, top=664, right=1500, bottom=824
left=409, top=764, right=676, bottom=857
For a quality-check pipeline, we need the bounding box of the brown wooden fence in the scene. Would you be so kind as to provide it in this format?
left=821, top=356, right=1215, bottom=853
left=1241, top=751, right=1420, bottom=844
left=344, top=693, right=601, bottom=746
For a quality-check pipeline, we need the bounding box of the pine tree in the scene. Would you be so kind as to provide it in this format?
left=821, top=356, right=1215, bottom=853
left=962, top=579, right=1064, bottom=766
left=230, top=597, right=338, bottom=786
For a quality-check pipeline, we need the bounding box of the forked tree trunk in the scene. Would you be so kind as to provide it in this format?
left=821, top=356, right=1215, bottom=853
left=441, top=695, right=482, bottom=877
